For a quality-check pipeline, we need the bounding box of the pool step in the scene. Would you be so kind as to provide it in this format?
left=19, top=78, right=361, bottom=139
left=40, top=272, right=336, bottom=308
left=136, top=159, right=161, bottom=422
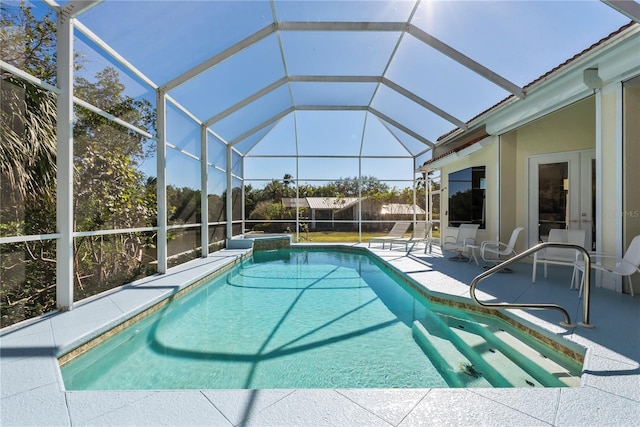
left=412, top=320, right=491, bottom=387
left=460, top=315, right=581, bottom=387
left=414, top=312, right=522, bottom=387
left=440, top=315, right=546, bottom=387
left=413, top=311, right=580, bottom=388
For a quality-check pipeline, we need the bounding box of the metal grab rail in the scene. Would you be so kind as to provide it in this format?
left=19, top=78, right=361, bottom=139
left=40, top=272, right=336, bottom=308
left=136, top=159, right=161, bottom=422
left=469, top=242, right=593, bottom=329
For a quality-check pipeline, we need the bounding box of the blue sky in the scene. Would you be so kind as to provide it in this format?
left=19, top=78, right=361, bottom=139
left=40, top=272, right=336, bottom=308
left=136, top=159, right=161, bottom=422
left=25, top=0, right=633, bottom=189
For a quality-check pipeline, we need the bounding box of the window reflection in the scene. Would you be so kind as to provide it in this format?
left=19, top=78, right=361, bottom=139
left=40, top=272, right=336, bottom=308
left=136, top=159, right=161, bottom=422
left=448, top=166, right=485, bottom=228
left=537, top=162, right=568, bottom=241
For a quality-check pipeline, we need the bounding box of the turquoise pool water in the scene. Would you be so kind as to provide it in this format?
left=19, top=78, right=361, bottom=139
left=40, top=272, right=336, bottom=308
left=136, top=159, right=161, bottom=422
left=61, top=248, right=582, bottom=390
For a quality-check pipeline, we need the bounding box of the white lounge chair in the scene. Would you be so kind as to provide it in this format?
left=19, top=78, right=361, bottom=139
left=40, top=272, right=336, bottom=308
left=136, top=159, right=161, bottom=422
left=443, top=224, right=480, bottom=261
left=480, top=227, right=524, bottom=270
left=532, top=228, right=586, bottom=283
left=390, top=221, right=433, bottom=253
left=368, top=221, right=412, bottom=249
left=572, top=235, right=640, bottom=297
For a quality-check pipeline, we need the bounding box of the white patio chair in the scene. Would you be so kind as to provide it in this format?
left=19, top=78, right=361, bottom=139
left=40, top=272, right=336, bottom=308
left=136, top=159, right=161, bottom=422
left=368, top=221, right=412, bottom=249
left=443, top=224, right=480, bottom=261
left=390, top=221, right=433, bottom=253
left=572, top=235, right=640, bottom=297
left=532, top=228, right=586, bottom=283
left=480, top=227, right=524, bottom=269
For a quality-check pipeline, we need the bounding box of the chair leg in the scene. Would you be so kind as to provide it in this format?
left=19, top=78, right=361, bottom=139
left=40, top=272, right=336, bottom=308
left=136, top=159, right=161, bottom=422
left=532, top=260, right=537, bottom=283
left=629, top=276, right=635, bottom=297
left=578, top=269, right=585, bottom=299
left=449, top=250, right=468, bottom=262
left=571, top=265, right=584, bottom=290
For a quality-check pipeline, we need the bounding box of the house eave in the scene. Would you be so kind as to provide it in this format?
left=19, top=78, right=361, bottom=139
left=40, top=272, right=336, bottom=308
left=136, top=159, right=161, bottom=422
left=435, top=23, right=639, bottom=147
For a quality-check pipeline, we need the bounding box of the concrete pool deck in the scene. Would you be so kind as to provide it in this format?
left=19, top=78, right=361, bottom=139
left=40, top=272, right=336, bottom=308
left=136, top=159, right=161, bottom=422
left=1, top=244, right=639, bottom=426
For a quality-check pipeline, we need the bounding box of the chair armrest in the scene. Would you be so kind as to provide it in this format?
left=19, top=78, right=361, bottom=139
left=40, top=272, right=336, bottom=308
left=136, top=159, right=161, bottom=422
left=537, top=246, right=579, bottom=263
left=480, top=240, right=502, bottom=250
left=583, top=255, right=640, bottom=271
left=480, top=241, right=508, bottom=258
left=576, top=254, right=620, bottom=267
left=588, top=254, right=620, bottom=262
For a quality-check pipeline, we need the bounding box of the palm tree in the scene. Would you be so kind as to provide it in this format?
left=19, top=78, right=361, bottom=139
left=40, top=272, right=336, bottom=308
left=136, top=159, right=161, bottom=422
left=1, top=78, right=57, bottom=204
left=1, top=2, right=58, bottom=205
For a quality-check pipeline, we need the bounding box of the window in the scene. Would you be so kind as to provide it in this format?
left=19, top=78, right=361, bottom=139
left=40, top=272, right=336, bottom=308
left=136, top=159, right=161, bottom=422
left=448, top=166, right=485, bottom=228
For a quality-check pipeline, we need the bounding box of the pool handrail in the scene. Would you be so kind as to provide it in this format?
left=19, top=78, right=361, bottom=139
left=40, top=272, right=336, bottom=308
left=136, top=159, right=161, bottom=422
left=469, top=242, right=593, bottom=329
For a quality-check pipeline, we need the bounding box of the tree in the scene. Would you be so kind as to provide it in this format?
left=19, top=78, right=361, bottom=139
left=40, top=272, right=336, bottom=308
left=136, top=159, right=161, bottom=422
left=1, top=2, right=159, bottom=325
left=1, top=2, right=59, bottom=326
left=0, top=2, right=57, bottom=82
left=248, top=200, right=295, bottom=233
left=72, top=73, right=157, bottom=295
left=329, top=176, right=390, bottom=196
left=166, top=185, right=200, bottom=225
left=1, top=2, right=57, bottom=206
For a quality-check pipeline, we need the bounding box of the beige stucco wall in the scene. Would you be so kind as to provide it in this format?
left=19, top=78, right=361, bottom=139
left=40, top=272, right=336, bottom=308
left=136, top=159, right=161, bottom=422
left=623, top=77, right=640, bottom=295
left=623, top=78, right=640, bottom=245
left=502, top=97, right=596, bottom=253
left=440, top=98, right=596, bottom=255
left=437, top=82, right=638, bottom=294
left=600, top=87, right=620, bottom=263
left=597, top=76, right=640, bottom=296
left=439, top=137, right=498, bottom=247
left=498, top=132, right=518, bottom=246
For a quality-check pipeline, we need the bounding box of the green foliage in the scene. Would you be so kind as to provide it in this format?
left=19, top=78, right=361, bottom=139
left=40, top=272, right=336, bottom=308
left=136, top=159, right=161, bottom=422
left=0, top=3, right=161, bottom=327
left=0, top=77, right=57, bottom=207
left=0, top=4, right=440, bottom=328
left=331, top=175, right=390, bottom=196
left=244, top=174, right=394, bottom=217
left=0, top=239, right=56, bottom=326
left=249, top=201, right=294, bottom=221
left=0, top=2, right=59, bottom=326
left=70, top=65, right=158, bottom=307
left=166, top=186, right=200, bottom=225
left=208, top=193, right=225, bottom=223
left=0, top=1, right=57, bottom=82
left=243, top=175, right=296, bottom=219
left=244, top=174, right=429, bottom=220
left=70, top=84, right=158, bottom=304
left=248, top=200, right=296, bottom=233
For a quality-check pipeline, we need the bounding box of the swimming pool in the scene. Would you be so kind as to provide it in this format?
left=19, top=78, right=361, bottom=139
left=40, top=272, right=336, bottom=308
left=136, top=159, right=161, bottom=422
left=60, top=247, right=582, bottom=390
